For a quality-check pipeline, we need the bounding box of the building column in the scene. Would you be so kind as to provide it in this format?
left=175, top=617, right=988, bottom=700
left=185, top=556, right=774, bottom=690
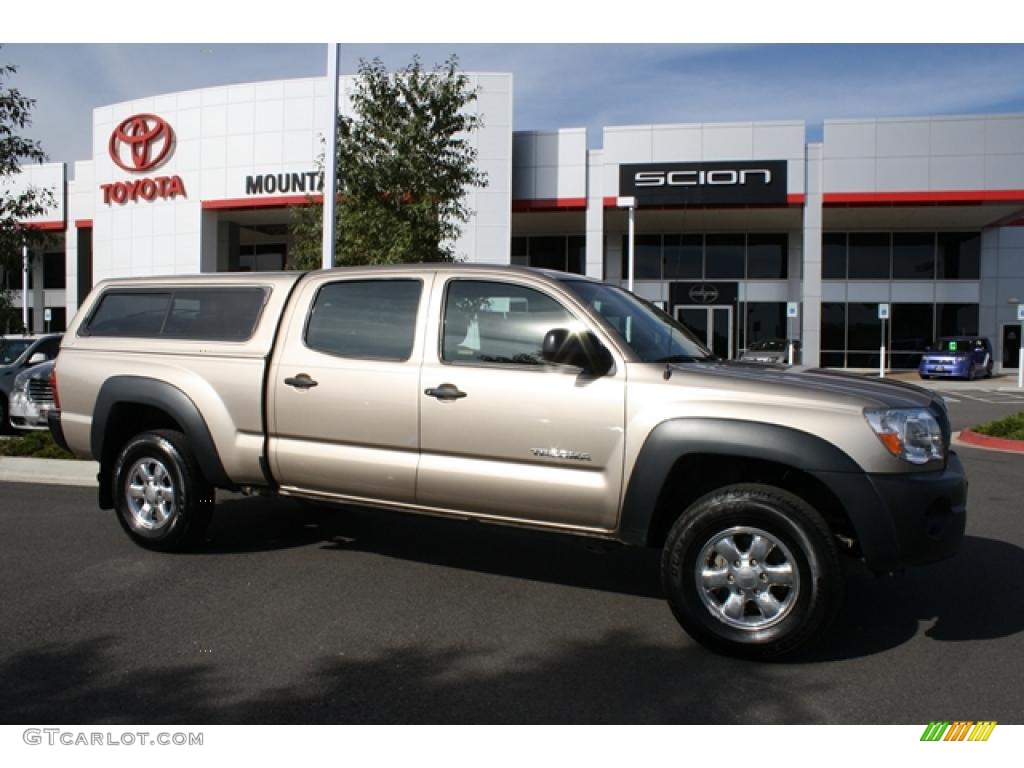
left=801, top=143, right=824, bottom=368
left=585, top=148, right=605, bottom=279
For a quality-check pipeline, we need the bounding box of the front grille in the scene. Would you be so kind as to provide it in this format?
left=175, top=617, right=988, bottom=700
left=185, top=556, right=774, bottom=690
left=28, top=378, right=54, bottom=406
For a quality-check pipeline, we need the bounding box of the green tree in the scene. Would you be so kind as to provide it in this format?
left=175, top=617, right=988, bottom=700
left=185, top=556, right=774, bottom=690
left=290, top=55, right=487, bottom=269
left=1, top=50, right=54, bottom=333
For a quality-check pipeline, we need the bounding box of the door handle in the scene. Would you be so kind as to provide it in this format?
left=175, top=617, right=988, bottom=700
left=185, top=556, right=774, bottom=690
left=284, top=373, right=319, bottom=389
left=424, top=383, right=467, bottom=401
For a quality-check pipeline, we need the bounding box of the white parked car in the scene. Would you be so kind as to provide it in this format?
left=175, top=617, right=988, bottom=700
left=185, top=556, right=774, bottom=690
left=9, top=360, right=56, bottom=431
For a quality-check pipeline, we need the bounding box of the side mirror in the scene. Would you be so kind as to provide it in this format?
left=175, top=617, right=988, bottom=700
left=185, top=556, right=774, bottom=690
left=28, top=352, right=46, bottom=365
left=542, top=329, right=614, bottom=376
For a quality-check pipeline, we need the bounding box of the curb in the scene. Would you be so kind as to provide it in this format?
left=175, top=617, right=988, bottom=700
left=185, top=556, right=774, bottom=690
left=0, top=457, right=99, bottom=487
left=958, top=429, right=1024, bottom=454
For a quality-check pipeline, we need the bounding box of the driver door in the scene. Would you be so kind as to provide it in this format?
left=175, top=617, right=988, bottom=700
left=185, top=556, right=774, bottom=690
left=416, top=275, right=627, bottom=532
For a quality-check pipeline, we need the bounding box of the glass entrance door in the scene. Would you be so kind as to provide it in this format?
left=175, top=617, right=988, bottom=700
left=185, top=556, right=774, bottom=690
left=676, top=305, right=733, bottom=359
left=1003, top=324, right=1021, bottom=369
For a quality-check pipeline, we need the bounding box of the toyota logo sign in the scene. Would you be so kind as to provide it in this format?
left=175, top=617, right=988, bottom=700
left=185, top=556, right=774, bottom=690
left=108, top=113, right=174, bottom=172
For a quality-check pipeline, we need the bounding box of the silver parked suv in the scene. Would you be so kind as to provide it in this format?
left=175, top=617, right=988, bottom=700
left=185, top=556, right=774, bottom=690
left=47, top=266, right=966, bottom=658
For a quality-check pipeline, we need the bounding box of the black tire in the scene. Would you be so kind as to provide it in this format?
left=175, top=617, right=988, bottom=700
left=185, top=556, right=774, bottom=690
left=0, top=396, right=8, bottom=435
left=967, top=365, right=976, bottom=382
left=919, top=374, right=931, bottom=380
left=986, top=362, right=994, bottom=379
left=661, top=483, right=843, bottom=660
left=112, top=429, right=214, bottom=552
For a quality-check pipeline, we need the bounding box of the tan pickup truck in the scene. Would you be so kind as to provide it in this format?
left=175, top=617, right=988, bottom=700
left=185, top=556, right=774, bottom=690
left=48, top=265, right=966, bottom=658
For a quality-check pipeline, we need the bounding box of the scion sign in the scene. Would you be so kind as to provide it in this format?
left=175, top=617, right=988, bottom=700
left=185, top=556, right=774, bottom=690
left=620, top=160, right=788, bottom=207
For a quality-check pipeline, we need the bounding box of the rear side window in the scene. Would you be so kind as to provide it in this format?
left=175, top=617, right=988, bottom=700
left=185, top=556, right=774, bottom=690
left=305, top=279, right=422, bottom=361
left=84, top=287, right=267, bottom=340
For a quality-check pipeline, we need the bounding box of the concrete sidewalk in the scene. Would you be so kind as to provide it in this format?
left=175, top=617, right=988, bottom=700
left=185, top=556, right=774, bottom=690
left=0, top=457, right=98, bottom=487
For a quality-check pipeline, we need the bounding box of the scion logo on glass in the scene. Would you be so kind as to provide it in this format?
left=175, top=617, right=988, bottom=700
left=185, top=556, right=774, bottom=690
left=688, top=284, right=720, bottom=304
left=108, top=114, right=174, bottom=172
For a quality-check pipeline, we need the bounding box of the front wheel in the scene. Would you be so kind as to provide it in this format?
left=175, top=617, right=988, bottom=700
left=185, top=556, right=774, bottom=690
left=112, top=429, right=214, bottom=552
left=661, top=484, right=843, bottom=659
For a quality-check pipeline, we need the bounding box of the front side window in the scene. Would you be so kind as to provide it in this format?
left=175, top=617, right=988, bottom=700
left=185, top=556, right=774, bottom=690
left=443, top=280, right=575, bottom=366
left=562, top=279, right=713, bottom=363
left=306, top=279, right=422, bottom=362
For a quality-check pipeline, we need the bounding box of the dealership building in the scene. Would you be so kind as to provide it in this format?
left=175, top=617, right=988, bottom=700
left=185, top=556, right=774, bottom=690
left=5, top=73, right=1024, bottom=370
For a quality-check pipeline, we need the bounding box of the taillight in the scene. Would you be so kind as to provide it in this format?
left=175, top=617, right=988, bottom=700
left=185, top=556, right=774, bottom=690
left=50, top=365, right=60, bottom=410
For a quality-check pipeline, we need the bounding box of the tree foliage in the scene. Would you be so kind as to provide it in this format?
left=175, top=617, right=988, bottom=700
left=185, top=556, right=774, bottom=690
left=290, top=55, right=487, bottom=269
left=1, top=49, right=54, bottom=333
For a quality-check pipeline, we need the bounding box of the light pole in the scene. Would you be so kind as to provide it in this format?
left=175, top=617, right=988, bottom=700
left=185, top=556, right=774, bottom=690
left=617, top=196, right=636, bottom=292
left=21, top=243, right=29, bottom=333
left=322, top=43, right=340, bottom=270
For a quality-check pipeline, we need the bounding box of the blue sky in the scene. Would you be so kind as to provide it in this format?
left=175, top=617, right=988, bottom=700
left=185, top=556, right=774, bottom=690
left=5, top=43, right=1024, bottom=168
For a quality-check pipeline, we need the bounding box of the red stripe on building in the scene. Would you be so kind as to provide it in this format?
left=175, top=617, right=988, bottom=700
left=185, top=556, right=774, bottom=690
left=201, top=195, right=323, bottom=211
left=512, top=198, right=587, bottom=212
left=21, top=221, right=66, bottom=231
left=601, top=195, right=805, bottom=208
left=824, top=189, right=1024, bottom=205
left=75, top=219, right=93, bottom=229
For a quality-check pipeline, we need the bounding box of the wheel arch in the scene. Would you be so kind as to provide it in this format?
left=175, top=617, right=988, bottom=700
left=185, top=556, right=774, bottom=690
left=618, top=419, right=863, bottom=551
left=92, top=376, right=235, bottom=509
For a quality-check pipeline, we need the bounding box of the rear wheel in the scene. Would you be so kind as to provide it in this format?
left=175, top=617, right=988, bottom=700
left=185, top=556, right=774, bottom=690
left=661, top=483, right=843, bottom=659
left=113, top=429, right=214, bottom=551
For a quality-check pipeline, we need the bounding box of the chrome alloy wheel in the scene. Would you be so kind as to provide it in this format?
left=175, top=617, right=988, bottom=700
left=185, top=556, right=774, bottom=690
left=125, top=457, right=177, bottom=531
left=695, top=526, right=801, bottom=630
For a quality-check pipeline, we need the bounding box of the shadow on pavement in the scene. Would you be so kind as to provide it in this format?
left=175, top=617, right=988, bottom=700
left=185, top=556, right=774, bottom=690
left=201, top=495, right=664, bottom=599
left=0, top=630, right=823, bottom=724
left=198, top=499, right=1024, bottom=664
left=797, top=535, right=1024, bottom=662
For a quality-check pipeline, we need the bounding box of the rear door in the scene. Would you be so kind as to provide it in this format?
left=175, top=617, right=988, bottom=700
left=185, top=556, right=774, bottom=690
left=268, top=272, right=430, bottom=504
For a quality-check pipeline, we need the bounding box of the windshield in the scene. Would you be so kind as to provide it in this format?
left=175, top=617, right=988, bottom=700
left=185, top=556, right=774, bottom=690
left=936, top=337, right=979, bottom=353
left=0, top=339, right=31, bottom=365
left=561, top=280, right=714, bottom=363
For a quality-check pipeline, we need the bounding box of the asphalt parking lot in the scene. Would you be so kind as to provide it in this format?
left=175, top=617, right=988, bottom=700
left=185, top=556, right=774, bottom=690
left=1, top=395, right=1022, bottom=725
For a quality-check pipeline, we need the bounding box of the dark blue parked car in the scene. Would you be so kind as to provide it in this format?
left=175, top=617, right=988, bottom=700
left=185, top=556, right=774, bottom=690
left=919, top=336, right=994, bottom=380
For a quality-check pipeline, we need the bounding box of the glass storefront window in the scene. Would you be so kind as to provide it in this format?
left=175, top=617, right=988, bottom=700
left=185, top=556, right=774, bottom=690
left=937, top=232, right=981, bottom=279
left=892, top=233, right=935, bottom=280
left=848, top=233, right=890, bottom=279
left=822, top=302, right=846, bottom=350
left=847, top=302, right=883, bottom=350
left=527, top=236, right=566, bottom=271
left=705, top=234, right=745, bottom=279
left=510, top=236, right=528, bottom=266
left=745, top=303, right=786, bottom=345
left=567, top=236, right=586, bottom=275
left=747, top=234, right=788, bottom=279
left=937, top=303, right=979, bottom=337
left=663, top=234, right=702, bottom=279
left=822, top=233, right=847, bottom=279
left=890, top=303, right=933, bottom=368
left=620, top=235, right=662, bottom=280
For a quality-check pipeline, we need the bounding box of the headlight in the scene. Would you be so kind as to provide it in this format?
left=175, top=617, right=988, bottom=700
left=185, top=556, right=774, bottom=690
left=12, top=369, right=32, bottom=394
left=864, top=408, right=944, bottom=465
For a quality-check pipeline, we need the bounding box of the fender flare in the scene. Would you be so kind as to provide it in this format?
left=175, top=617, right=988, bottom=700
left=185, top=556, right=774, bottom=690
left=617, top=418, right=863, bottom=546
left=92, top=376, right=235, bottom=506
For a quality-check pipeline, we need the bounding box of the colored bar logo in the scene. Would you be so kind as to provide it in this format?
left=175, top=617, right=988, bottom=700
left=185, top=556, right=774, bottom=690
left=920, top=721, right=997, bottom=741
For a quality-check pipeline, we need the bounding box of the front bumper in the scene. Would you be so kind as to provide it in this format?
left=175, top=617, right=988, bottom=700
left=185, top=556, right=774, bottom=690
left=919, top=361, right=970, bottom=378
left=813, top=452, right=967, bottom=573
left=8, top=391, right=50, bottom=430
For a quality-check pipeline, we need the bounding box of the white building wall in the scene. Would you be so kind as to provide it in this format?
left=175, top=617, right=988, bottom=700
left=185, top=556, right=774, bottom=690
left=512, top=128, right=587, bottom=202
left=90, top=74, right=513, bottom=279
left=823, top=114, right=1024, bottom=193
